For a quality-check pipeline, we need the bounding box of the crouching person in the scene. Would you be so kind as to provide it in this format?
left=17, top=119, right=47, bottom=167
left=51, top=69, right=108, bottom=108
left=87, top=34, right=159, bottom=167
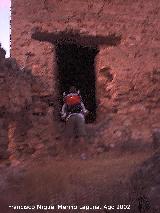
left=61, top=86, right=88, bottom=150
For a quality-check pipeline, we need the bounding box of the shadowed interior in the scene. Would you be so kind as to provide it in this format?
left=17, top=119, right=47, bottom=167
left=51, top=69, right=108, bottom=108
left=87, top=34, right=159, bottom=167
left=56, top=43, right=98, bottom=123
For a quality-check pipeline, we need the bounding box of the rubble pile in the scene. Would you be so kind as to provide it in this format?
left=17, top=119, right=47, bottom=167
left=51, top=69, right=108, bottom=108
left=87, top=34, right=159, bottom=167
left=130, top=148, right=160, bottom=212
left=0, top=45, right=54, bottom=161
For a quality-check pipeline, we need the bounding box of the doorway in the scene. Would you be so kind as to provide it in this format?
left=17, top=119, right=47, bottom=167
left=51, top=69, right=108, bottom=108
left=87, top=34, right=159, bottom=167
left=56, top=42, right=98, bottom=123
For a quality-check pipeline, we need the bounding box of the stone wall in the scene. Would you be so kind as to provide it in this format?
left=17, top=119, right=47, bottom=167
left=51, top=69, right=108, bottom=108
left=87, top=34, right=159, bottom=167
left=0, top=45, right=34, bottom=159
left=0, top=45, right=53, bottom=160
left=0, top=43, right=65, bottom=162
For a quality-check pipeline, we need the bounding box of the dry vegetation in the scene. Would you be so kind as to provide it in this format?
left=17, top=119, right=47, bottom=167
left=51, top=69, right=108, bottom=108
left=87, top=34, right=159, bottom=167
left=0, top=150, right=152, bottom=213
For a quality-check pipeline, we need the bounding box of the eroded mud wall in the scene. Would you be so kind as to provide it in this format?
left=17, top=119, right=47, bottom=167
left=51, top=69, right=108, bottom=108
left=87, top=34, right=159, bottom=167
left=11, top=0, right=160, bottom=144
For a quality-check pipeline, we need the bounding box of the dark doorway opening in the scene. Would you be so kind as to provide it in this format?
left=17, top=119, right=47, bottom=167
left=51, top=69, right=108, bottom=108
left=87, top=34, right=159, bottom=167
left=56, top=43, right=98, bottom=123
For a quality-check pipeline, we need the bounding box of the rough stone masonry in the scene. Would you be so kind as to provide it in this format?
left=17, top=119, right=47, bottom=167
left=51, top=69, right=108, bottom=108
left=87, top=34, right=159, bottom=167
left=0, top=0, right=160, bottom=160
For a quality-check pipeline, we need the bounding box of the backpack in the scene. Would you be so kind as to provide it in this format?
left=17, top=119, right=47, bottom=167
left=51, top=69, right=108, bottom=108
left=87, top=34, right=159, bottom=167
left=64, top=93, right=82, bottom=114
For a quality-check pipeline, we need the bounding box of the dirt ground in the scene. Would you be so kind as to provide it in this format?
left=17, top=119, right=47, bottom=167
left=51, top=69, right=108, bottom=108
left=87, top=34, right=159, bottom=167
left=0, top=149, right=153, bottom=213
